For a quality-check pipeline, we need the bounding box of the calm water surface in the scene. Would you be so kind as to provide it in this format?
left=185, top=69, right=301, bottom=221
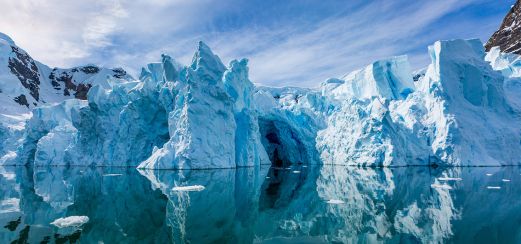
left=1, top=165, right=520, bottom=243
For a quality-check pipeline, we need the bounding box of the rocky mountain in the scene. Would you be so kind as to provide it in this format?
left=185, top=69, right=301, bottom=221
left=0, top=32, right=132, bottom=115
left=485, top=0, right=521, bottom=54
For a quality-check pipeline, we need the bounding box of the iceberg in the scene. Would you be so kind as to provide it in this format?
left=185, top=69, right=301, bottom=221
left=5, top=36, right=521, bottom=168
left=326, top=199, right=345, bottom=204
left=437, top=177, right=462, bottom=181
left=50, top=216, right=89, bottom=228
left=171, top=185, right=205, bottom=192
left=317, top=39, right=521, bottom=166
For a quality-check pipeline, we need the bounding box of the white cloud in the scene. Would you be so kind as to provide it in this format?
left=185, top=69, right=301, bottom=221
left=0, top=0, right=511, bottom=86
left=82, top=0, right=128, bottom=48
left=194, top=0, right=477, bottom=87
left=0, top=0, right=129, bottom=65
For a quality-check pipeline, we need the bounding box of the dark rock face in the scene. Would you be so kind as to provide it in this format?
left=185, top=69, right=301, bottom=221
left=14, top=94, right=29, bottom=107
left=47, top=65, right=126, bottom=100
left=413, top=73, right=424, bottom=82
left=485, top=1, right=521, bottom=54
left=7, top=46, right=40, bottom=101
left=49, top=70, right=94, bottom=99
left=74, top=83, right=92, bottom=100
left=80, top=65, right=100, bottom=74
left=3, top=38, right=131, bottom=106
left=112, top=68, right=127, bottom=79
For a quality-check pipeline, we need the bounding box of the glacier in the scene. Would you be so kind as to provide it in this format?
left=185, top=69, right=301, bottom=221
left=2, top=31, right=521, bottom=168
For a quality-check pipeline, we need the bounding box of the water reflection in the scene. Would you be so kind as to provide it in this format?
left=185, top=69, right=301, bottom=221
left=0, top=166, right=171, bottom=243
left=1, top=165, right=521, bottom=243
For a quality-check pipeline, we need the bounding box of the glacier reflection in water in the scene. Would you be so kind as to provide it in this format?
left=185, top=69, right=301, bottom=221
left=1, top=165, right=521, bottom=243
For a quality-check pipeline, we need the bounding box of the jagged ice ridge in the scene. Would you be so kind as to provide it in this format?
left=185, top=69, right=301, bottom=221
left=2, top=33, right=521, bottom=168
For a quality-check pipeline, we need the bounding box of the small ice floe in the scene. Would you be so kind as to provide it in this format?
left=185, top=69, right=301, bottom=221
left=285, top=168, right=291, bottom=170
left=172, top=185, right=205, bottom=192
left=487, top=186, right=501, bottom=189
left=302, top=165, right=308, bottom=168
left=486, top=173, right=493, bottom=176
left=431, top=184, right=452, bottom=190
left=266, top=176, right=270, bottom=179
left=327, top=199, right=345, bottom=204
left=502, top=179, right=511, bottom=182
left=103, top=174, right=122, bottom=177
left=292, top=171, right=301, bottom=174
left=437, top=177, right=462, bottom=181
left=51, top=216, right=89, bottom=228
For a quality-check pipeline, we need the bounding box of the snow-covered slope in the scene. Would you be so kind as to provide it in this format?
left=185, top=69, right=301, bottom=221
left=3, top=31, right=521, bottom=168
left=0, top=33, right=133, bottom=164
left=0, top=32, right=132, bottom=114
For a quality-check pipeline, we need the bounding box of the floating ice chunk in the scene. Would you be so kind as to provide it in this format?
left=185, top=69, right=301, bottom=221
left=327, top=199, right=345, bottom=204
left=502, top=179, right=511, bottom=182
left=487, top=186, right=501, bottom=189
left=292, top=171, right=301, bottom=173
left=437, top=177, right=462, bottom=181
left=51, top=216, right=89, bottom=228
left=431, top=184, right=452, bottom=190
left=486, top=174, right=493, bottom=176
left=103, top=174, right=122, bottom=177
left=302, top=165, right=308, bottom=168
left=172, top=185, right=205, bottom=192
left=266, top=176, right=270, bottom=179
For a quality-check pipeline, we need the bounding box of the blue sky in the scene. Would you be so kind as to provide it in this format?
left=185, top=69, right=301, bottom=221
left=0, top=0, right=515, bottom=87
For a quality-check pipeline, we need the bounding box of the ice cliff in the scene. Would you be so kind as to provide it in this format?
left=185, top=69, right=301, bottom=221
left=318, top=39, right=521, bottom=166
left=2, top=31, right=521, bottom=168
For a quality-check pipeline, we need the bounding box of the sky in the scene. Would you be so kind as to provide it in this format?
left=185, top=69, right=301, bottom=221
left=0, top=0, right=516, bottom=87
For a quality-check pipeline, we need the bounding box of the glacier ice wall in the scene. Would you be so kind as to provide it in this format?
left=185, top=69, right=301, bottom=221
left=13, top=42, right=269, bottom=169
left=7, top=38, right=521, bottom=168
left=420, top=39, right=521, bottom=165
left=140, top=42, right=270, bottom=169
left=316, top=56, right=430, bottom=166
left=254, top=86, right=329, bottom=166
left=317, top=39, right=521, bottom=166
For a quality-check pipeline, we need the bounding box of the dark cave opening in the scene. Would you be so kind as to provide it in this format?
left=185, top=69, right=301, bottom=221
left=265, top=130, right=284, bottom=167
left=258, top=118, right=308, bottom=167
